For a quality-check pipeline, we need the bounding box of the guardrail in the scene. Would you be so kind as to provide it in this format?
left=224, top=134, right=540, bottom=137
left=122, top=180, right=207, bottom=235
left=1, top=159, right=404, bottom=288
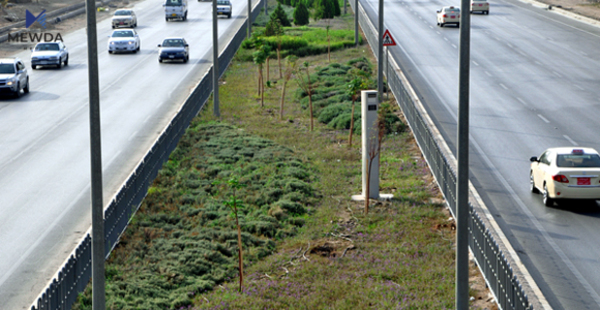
left=351, top=1, right=544, bottom=309
left=29, top=1, right=264, bottom=309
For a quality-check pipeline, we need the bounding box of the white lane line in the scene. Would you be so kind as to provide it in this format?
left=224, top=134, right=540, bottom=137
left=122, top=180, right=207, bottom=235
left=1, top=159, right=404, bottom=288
left=564, top=135, right=578, bottom=146
left=535, top=61, right=543, bottom=65
left=507, top=43, right=514, bottom=48
left=436, top=31, right=441, bottom=35
left=143, top=115, right=151, bottom=123
left=444, top=37, right=449, bottom=41
left=107, top=150, right=122, bottom=166
left=519, top=51, right=527, bottom=56
left=429, top=25, right=434, bottom=29
left=581, top=51, right=588, bottom=56
left=574, top=84, right=584, bottom=90
left=472, top=60, right=479, bottom=66
left=552, top=70, right=562, bottom=77
left=537, top=114, right=550, bottom=123
left=452, top=44, right=457, bottom=49
left=517, top=97, right=528, bottom=106
left=500, top=83, right=508, bottom=90
left=494, top=36, right=501, bottom=41
left=128, top=130, right=139, bottom=141
left=485, top=71, right=492, bottom=77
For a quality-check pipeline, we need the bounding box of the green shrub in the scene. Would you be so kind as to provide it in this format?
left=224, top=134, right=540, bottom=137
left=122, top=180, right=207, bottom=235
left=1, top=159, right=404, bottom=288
left=271, top=3, right=292, bottom=27
left=293, top=0, right=310, bottom=25
left=318, top=102, right=349, bottom=124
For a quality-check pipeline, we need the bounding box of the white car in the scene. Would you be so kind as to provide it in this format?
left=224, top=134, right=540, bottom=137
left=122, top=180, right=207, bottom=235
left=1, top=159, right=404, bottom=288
left=470, top=0, right=489, bottom=14
left=530, top=147, right=600, bottom=206
left=112, top=9, right=137, bottom=28
left=108, top=29, right=141, bottom=54
left=437, top=6, right=460, bottom=27
left=30, top=41, right=69, bottom=69
left=0, top=57, right=29, bottom=97
left=217, top=0, right=232, bottom=18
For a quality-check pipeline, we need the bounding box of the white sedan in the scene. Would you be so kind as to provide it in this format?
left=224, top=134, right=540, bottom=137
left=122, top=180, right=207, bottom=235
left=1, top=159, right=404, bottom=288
left=108, top=29, right=141, bottom=54
left=470, top=0, right=489, bottom=14
left=530, top=147, right=600, bottom=206
left=437, top=6, right=461, bottom=28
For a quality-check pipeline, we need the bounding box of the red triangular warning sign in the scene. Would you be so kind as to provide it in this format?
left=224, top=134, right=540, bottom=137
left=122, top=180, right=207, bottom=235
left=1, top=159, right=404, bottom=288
left=382, top=29, right=396, bottom=46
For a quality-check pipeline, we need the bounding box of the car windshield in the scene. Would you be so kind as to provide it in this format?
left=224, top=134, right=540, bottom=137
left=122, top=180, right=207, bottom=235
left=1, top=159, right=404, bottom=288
left=115, top=10, right=132, bottom=16
left=112, top=31, right=134, bottom=37
left=35, top=43, right=59, bottom=51
left=446, top=9, right=459, bottom=13
left=556, top=154, right=600, bottom=168
left=165, top=0, right=182, bottom=6
left=162, top=39, right=184, bottom=47
left=217, top=0, right=230, bottom=5
left=0, top=63, right=15, bottom=74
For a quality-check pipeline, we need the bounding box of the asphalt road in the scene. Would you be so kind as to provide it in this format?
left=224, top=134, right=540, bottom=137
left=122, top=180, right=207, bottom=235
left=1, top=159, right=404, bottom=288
left=0, top=0, right=254, bottom=308
left=361, top=0, right=600, bottom=308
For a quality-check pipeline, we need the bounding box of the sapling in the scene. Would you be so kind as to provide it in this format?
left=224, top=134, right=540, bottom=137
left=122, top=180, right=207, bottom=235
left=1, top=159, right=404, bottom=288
left=223, top=177, right=247, bottom=292
left=364, top=102, right=387, bottom=214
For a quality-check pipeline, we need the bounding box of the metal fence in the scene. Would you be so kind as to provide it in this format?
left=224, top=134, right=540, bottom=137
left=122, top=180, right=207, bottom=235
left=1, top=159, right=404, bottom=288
left=352, top=2, right=534, bottom=309
left=29, top=1, right=264, bottom=309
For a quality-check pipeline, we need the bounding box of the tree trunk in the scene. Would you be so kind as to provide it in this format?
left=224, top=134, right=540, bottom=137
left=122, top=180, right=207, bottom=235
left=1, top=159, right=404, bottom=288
left=235, top=215, right=244, bottom=292
left=266, top=57, right=270, bottom=84
left=306, top=68, right=314, bottom=131
left=280, top=80, right=287, bottom=120
left=277, top=46, right=282, bottom=79
left=348, top=96, right=356, bottom=146
left=257, top=65, right=261, bottom=96
left=260, top=65, right=264, bottom=107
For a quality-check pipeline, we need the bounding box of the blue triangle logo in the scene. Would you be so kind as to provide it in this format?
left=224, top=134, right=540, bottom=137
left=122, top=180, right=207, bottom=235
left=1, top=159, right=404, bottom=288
left=26, top=10, right=46, bottom=28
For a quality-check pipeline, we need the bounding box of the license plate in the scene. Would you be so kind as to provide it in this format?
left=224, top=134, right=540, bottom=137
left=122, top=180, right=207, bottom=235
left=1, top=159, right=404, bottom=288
left=40, top=61, right=48, bottom=64
left=578, top=177, right=591, bottom=185
left=120, top=22, right=124, bottom=24
left=169, top=55, right=175, bottom=58
left=172, top=13, right=177, bottom=16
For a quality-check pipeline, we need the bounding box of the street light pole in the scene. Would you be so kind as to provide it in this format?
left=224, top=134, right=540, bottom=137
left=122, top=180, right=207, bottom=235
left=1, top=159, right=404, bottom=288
left=85, top=0, right=105, bottom=309
left=377, top=0, right=383, bottom=102
left=213, top=0, right=220, bottom=117
left=456, top=0, right=471, bottom=308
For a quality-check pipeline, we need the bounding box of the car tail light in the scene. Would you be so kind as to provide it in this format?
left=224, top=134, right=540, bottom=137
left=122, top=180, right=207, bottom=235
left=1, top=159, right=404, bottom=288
left=443, top=14, right=447, bottom=17
left=552, top=175, right=569, bottom=183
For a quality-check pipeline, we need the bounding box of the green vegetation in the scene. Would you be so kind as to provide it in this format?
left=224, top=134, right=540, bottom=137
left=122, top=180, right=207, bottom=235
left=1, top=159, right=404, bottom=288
left=72, top=5, right=493, bottom=310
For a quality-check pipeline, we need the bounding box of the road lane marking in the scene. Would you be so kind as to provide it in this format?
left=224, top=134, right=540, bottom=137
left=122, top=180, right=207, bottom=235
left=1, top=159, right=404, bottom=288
left=452, top=44, right=457, bottom=49
left=516, top=97, right=528, bottom=107
left=472, top=60, right=479, bottom=66
left=574, top=84, right=584, bottom=90
left=564, top=135, right=578, bottom=146
left=499, top=83, right=508, bottom=90
left=485, top=71, right=492, bottom=77
left=535, top=61, right=543, bottom=65
left=537, top=114, right=550, bottom=123
left=128, top=130, right=139, bottom=141
left=552, top=70, right=562, bottom=77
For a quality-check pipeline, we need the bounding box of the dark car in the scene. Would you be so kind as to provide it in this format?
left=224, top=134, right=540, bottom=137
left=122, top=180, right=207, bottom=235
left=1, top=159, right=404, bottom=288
left=158, top=37, right=189, bottom=63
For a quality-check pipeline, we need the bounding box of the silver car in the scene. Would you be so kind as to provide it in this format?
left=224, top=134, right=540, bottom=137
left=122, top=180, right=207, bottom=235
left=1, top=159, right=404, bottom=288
left=108, top=29, right=141, bottom=54
left=158, top=37, right=189, bottom=63
left=112, top=9, right=137, bottom=28
left=0, top=58, right=29, bottom=97
left=30, top=41, right=69, bottom=69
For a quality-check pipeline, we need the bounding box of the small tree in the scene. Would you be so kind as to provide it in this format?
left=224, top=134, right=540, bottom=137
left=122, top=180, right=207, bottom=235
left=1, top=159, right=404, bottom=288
left=271, top=3, right=292, bottom=27
left=293, top=0, right=310, bottom=26
left=314, top=0, right=335, bottom=19
left=223, top=177, right=247, bottom=292
left=280, top=56, right=298, bottom=120
left=253, top=45, right=269, bottom=107
left=346, top=69, right=369, bottom=147
left=295, top=61, right=315, bottom=131
left=364, top=103, right=386, bottom=214
left=333, top=0, right=341, bottom=16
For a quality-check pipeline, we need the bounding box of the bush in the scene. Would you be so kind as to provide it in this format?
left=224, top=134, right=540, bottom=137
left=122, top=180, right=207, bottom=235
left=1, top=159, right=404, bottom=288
left=317, top=102, right=349, bottom=124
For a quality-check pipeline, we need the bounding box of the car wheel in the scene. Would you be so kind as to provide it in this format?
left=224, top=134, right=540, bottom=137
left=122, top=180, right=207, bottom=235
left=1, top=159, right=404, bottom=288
left=57, top=61, right=63, bottom=69
left=64, top=55, right=69, bottom=66
left=440, top=23, right=444, bottom=27
left=457, top=22, right=460, bottom=28
left=183, top=56, right=188, bottom=63
left=32, top=65, right=37, bottom=70
left=228, top=13, right=231, bottom=18
left=134, top=22, right=137, bottom=27
left=112, top=25, right=115, bottom=29
left=159, top=58, right=163, bottom=63
left=166, top=17, right=169, bottom=21
left=109, top=50, right=113, bottom=54
left=543, top=184, right=554, bottom=206
left=23, top=78, right=29, bottom=94
left=530, top=173, right=538, bottom=193
left=184, top=12, right=187, bottom=21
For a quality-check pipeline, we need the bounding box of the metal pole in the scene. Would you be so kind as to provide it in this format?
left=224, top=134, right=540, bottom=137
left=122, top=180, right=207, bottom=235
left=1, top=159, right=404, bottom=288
left=344, top=0, right=347, bottom=15
left=377, top=0, right=383, bottom=102
left=265, top=0, right=268, bottom=16
left=456, top=0, right=471, bottom=308
left=247, top=0, right=252, bottom=38
left=354, top=0, right=358, bottom=47
left=85, top=0, right=105, bottom=309
left=213, top=0, right=220, bottom=117
left=386, top=46, right=389, bottom=100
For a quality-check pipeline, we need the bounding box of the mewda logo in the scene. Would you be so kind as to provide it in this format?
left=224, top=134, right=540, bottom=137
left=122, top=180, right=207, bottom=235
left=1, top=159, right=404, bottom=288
left=26, top=10, right=47, bottom=28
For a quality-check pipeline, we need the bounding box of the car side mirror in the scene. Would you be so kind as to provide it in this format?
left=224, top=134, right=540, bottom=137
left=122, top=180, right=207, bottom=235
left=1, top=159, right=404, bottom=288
left=184, top=44, right=189, bottom=47
left=530, top=156, right=538, bottom=162
left=436, top=10, right=440, bottom=13
left=29, top=47, right=33, bottom=52
left=158, top=44, right=162, bottom=47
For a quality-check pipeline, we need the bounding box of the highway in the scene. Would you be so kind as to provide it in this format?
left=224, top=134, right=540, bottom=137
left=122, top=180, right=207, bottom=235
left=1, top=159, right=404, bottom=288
left=360, top=0, right=600, bottom=308
left=0, top=0, right=254, bottom=308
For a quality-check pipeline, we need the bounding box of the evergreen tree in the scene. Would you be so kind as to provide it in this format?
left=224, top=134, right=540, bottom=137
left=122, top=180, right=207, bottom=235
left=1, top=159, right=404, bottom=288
left=314, top=0, right=335, bottom=20
left=265, top=16, right=284, bottom=36
left=271, top=3, right=292, bottom=27
left=293, top=1, right=310, bottom=26
left=333, top=0, right=341, bottom=16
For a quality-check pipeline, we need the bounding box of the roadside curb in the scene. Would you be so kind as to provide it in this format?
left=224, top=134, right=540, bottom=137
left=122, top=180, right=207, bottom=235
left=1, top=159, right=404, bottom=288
left=517, top=0, right=600, bottom=27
